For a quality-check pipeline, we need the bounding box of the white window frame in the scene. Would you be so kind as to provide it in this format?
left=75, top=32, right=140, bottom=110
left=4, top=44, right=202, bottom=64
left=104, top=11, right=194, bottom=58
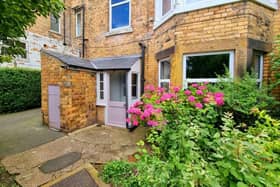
left=109, top=0, right=131, bottom=31
left=50, top=14, right=61, bottom=33
left=75, top=11, right=82, bottom=37
left=252, top=52, right=264, bottom=87
left=96, top=72, right=107, bottom=106
left=161, top=0, right=174, bottom=17
left=131, top=72, right=139, bottom=99
left=158, top=57, right=171, bottom=89
left=183, top=51, right=235, bottom=88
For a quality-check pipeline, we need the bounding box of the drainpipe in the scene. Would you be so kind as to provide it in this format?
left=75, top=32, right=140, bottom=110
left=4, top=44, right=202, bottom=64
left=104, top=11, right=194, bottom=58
left=125, top=43, right=146, bottom=131
left=63, top=0, right=66, bottom=45
left=82, top=5, right=85, bottom=58
left=139, top=42, right=146, bottom=95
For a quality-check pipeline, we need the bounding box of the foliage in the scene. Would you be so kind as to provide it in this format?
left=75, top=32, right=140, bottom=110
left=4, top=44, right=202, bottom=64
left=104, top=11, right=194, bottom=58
left=208, top=73, right=278, bottom=125
left=127, top=83, right=224, bottom=127
left=0, top=68, right=41, bottom=113
left=0, top=165, right=19, bottom=187
left=101, top=161, right=137, bottom=187
left=270, top=35, right=280, bottom=88
left=102, top=84, right=280, bottom=187
left=0, top=0, right=64, bottom=63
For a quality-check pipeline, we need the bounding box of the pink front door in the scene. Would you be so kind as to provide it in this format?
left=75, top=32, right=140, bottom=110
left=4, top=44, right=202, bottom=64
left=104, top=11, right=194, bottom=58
left=48, top=85, right=60, bottom=130
left=107, top=72, right=127, bottom=127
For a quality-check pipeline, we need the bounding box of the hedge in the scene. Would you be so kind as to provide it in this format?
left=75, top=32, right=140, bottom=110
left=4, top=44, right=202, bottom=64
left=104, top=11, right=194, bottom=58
left=0, top=67, right=41, bottom=113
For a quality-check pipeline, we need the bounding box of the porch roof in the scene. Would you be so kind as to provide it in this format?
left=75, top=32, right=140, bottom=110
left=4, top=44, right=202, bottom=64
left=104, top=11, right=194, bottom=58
left=41, top=49, right=140, bottom=71
left=90, top=55, right=141, bottom=70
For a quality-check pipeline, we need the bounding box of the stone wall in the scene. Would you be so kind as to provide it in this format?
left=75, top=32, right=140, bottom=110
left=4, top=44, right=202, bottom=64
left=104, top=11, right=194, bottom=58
left=41, top=52, right=96, bottom=132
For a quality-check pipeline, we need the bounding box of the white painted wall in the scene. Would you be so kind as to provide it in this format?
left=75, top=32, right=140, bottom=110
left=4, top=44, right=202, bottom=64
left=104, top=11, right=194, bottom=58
left=0, top=31, right=79, bottom=69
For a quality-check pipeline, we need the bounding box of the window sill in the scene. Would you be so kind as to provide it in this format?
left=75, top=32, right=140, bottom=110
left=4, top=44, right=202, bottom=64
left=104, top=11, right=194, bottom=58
left=105, top=27, right=133, bottom=37
left=49, top=30, right=62, bottom=36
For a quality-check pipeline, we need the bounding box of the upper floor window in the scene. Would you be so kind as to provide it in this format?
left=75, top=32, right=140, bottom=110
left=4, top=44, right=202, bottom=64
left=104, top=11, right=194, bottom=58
left=76, top=11, right=82, bottom=37
left=162, top=0, right=172, bottom=16
left=50, top=14, right=60, bottom=33
left=110, top=0, right=130, bottom=30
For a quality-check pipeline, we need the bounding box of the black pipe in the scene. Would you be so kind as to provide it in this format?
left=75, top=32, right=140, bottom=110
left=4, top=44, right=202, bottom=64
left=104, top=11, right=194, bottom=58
left=82, top=5, right=85, bottom=58
left=63, top=0, right=66, bottom=45
left=139, top=42, right=146, bottom=95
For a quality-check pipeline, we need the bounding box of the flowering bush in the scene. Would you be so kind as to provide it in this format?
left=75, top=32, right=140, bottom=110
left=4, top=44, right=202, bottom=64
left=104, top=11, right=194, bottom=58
left=102, top=83, right=280, bottom=187
left=127, top=83, right=225, bottom=127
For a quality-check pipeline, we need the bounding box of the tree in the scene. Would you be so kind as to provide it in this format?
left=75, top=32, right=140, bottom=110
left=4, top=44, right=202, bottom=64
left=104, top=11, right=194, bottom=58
left=0, top=0, right=64, bottom=63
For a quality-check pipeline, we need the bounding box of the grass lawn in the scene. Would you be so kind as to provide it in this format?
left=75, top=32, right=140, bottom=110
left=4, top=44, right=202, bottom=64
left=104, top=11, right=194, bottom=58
left=0, top=164, right=19, bottom=187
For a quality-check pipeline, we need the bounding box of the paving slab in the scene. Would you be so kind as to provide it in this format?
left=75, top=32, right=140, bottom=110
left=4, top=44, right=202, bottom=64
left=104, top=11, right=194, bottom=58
left=39, top=152, right=82, bottom=173
left=0, top=108, right=64, bottom=159
left=1, top=125, right=147, bottom=187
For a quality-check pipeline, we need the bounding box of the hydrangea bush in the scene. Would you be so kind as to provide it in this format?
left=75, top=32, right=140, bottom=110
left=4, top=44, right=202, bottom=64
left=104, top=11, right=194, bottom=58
left=102, top=83, right=280, bottom=187
left=127, top=83, right=225, bottom=127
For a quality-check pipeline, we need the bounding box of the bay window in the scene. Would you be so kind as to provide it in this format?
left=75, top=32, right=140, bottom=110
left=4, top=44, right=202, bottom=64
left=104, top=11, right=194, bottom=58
left=183, top=51, right=234, bottom=87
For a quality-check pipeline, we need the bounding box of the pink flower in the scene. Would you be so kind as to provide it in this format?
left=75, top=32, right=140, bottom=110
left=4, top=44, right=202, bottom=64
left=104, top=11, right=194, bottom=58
left=198, top=85, right=207, bottom=90
left=144, top=85, right=155, bottom=92
left=128, top=107, right=142, bottom=115
left=188, top=95, right=195, bottom=102
left=145, top=104, right=154, bottom=109
left=147, top=120, right=159, bottom=126
left=195, top=102, right=203, bottom=109
left=214, top=92, right=224, bottom=98
left=196, top=90, right=203, bottom=95
left=191, top=83, right=199, bottom=88
left=133, top=120, right=139, bottom=126
left=215, top=97, right=224, bottom=106
left=204, top=81, right=209, bottom=85
left=173, top=86, right=181, bottom=93
left=184, top=90, right=192, bottom=95
left=126, top=118, right=131, bottom=123
left=203, top=97, right=210, bottom=103
left=155, top=100, right=161, bottom=104
left=160, top=93, right=175, bottom=102
left=157, top=87, right=165, bottom=93
left=133, top=101, right=143, bottom=107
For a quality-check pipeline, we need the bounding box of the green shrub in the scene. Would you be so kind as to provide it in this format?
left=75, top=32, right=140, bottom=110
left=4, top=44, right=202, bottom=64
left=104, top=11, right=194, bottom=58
left=0, top=67, right=41, bottom=113
left=208, top=73, right=278, bottom=125
left=102, top=84, right=280, bottom=187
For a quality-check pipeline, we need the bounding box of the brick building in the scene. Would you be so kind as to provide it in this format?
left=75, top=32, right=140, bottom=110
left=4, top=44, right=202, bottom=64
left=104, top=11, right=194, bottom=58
left=39, top=0, right=280, bottom=132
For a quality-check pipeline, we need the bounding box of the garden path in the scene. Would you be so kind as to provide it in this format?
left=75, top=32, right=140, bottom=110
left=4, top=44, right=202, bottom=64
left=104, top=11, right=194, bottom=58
left=1, top=125, right=146, bottom=187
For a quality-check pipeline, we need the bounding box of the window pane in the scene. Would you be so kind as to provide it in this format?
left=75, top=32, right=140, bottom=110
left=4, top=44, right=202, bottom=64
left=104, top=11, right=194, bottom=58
left=76, top=13, right=81, bottom=36
left=252, top=53, right=263, bottom=79
left=18, top=42, right=27, bottom=59
left=110, top=72, right=126, bottom=102
left=160, top=60, right=170, bottom=79
left=111, top=0, right=126, bottom=4
left=50, top=14, right=59, bottom=32
left=112, top=3, right=129, bottom=29
left=186, top=54, right=230, bottom=78
left=100, top=73, right=104, bottom=81
left=100, top=82, right=104, bottom=91
left=162, top=0, right=171, bottom=16
left=100, top=91, right=104, bottom=100
left=132, top=73, right=137, bottom=85
left=160, top=82, right=170, bottom=91
left=132, top=74, right=138, bottom=98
